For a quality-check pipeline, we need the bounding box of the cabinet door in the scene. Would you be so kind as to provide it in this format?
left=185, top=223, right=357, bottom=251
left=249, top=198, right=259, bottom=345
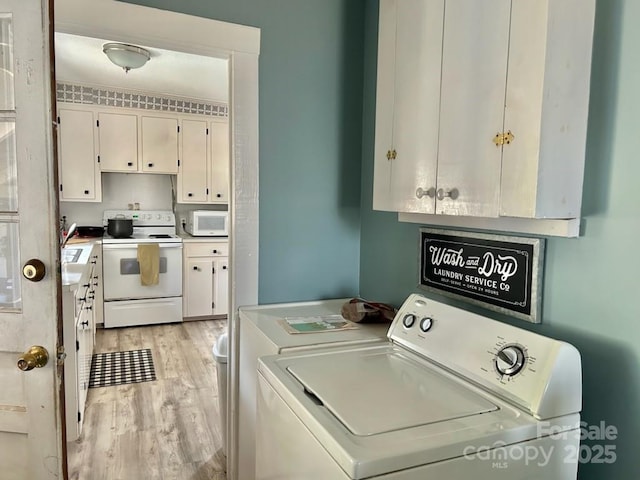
left=373, top=0, right=443, bottom=213
left=436, top=0, right=511, bottom=217
left=184, top=257, right=214, bottom=317
left=76, top=305, right=93, bottom=430
left=209, top=120, right=229, bottom=203
left=58, top=108, right=101, bottom=201
left=98, top=112, right=138, bottom=172
left=213, top=257, right=229, bottom=316
left=141, top=116, right=178, bottom=173
left=179, top=119, right=208, bottom=203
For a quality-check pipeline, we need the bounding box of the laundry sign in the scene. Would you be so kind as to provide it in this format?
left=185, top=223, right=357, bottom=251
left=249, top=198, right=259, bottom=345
left=419, top=228, right=544, bottom=323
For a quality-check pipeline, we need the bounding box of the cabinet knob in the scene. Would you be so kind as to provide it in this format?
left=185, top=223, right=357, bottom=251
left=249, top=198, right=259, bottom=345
left=216, top=193, right=222, bottom=198
left=84, top=190, right=90, bottom=195
left=222, top=265, right=227, bottom=270
left=416, top=187, right=436, bottom=199
left=148, top=163, right=154, bottom=168
left=193, top=266, right=199, bottom=271
left=188, top=193, right=193, bottom=197
left=127, top=162, right=133, bottom=167
left=436, top=188, right=459, bottom=201
left=213, top=249, right=218, bottom=254
left=81, top=320, right=89, bottom=327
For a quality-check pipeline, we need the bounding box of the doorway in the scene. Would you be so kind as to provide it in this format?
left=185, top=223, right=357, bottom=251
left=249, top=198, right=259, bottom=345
left=55, top=2, right=259, bottom=479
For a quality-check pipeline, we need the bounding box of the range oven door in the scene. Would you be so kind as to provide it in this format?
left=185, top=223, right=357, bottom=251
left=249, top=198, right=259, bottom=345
left=102, top=242, right=183, bottom=300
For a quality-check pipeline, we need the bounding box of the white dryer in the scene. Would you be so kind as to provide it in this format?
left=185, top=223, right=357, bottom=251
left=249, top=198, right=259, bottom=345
left=256, top=293, right=582, bottom=479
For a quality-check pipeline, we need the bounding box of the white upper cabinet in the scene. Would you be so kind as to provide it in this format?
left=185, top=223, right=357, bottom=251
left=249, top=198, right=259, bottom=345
left=373, top=0, right=443, bottom=214
left=373, top=0, right=596, bottom=221
left=209, top=119, right=230, bottom=203
left=179, top=119, right=209, bottom=202
left=141, top=116, right=179, bottom=174
left=58, top=107, right=101, bottom=202
left=177, top=118, right=229, bottom=204
left=97, top=112, right=138, bottom=172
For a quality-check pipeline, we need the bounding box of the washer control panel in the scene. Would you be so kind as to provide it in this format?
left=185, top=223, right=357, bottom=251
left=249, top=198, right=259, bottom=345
left=388, top=294, right=582, bottom=418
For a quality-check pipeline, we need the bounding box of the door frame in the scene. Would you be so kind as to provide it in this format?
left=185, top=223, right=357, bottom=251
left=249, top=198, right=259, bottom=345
left=54, top=2, right=260, bottom=479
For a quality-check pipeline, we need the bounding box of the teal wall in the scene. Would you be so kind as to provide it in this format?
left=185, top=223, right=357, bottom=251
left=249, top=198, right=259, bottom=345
left=124, top=0, right=365, bottom=303
left=359, top=1, right=639, bottom=479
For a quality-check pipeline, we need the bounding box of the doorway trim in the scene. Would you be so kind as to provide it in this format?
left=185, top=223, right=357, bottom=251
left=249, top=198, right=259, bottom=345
left=55, top=2, right=259, bottom=479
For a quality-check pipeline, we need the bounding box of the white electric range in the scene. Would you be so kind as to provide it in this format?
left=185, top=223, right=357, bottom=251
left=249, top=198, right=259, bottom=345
left=256, top=293, right=582, bottom=479
left=102, top=210, right=183, bottom=328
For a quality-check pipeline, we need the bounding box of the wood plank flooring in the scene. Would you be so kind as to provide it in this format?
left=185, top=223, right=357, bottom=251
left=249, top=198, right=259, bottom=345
left=67, top=320, right=228, bottom=480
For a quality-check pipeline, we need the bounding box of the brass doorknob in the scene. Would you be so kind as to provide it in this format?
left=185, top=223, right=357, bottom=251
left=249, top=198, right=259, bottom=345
left=17, top=346, right=49, bottom=371
left=22, top=259, right=46, bottom=282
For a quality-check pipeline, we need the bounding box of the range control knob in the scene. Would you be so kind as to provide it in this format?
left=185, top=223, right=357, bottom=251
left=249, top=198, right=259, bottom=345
left=495, top=345, right=526, bottom=377
left=419, top=317, right=433, bottom=333
left=402, top=314, right=416, bottom=328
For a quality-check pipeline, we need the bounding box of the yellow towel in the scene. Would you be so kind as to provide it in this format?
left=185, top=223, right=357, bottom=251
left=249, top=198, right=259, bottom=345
left=137, top=243, right=160, bottom=286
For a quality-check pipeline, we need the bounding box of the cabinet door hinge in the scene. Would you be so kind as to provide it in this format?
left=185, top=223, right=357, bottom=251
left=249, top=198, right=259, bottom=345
left=386, top=149, right=397, bottom=160
left=97, top=155, right=100, bottom=163
left=96, top=120, right=100, bottom=127
left=76, top=340, right=79, bottom=352
left=78, top=411, right=81, bottom=422
left=57, top=116, right=60, bottom=124
left=177, top=125, right=180, bottom=133
left=492, top=130, right=515, bottom=147
left=59, top=184, right=63, bottom=192
left=206, top=188, right=209, bottom=195
left=177, top=159, right=180, bottom=167
left=212, top=302, right=215, bottom=309
left=212, top=266, right=215, bottom=274
left=206, top=128, right=209, bottom=135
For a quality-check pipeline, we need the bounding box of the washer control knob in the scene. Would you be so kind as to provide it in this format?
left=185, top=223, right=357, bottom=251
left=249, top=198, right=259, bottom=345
left=495, top=345, right=526, bottom=377
left=419, top=317, right=433, bottom=333
left=402, top=314, right=416, bottom=328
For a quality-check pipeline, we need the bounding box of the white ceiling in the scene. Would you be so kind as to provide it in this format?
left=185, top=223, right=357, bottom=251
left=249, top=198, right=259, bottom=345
left=55, top=32, right=229, bottom=103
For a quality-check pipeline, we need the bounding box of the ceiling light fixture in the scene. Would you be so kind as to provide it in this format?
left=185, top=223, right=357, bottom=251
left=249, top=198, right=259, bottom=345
left=102, top=42, right=150, bottom=73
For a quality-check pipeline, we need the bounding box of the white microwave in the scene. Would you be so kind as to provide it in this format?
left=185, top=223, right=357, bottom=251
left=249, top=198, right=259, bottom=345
left=185, top=210, right=229, bottom=237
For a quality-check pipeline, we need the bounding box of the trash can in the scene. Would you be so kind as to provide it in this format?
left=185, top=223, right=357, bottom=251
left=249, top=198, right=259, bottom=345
left=213, top=332, right=228, bottom=455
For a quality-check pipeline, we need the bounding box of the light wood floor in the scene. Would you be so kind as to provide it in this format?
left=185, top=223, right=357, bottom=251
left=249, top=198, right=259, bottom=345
left=67, top=320, right=228, bottom=480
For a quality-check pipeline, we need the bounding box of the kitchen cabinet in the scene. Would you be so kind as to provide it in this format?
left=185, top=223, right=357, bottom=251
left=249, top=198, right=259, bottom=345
left=141, top=115, right=179, bottom=174
left=183, top=240, right=229, bottom=318
left=177, top=118, right=229, bottom=204
left=57, top=107, right=102, bottom=202
left=97, top=111, right=138, bottom=172
left=62, top=242, right=101, bottom=441
left=373, top=0, right=595, bottom=220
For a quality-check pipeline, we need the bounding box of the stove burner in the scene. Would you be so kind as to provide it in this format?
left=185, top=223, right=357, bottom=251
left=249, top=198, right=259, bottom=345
left=149, top=234, right=172, bottom=239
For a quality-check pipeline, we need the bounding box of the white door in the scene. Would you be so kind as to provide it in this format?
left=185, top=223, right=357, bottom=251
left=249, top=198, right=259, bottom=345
left=0, top=1, right=64, bottom=479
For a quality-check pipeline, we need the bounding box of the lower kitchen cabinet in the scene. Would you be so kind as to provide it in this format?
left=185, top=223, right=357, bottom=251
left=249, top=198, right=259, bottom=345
left=183, top=240, right=229, bottom=318
left=62, top=242, right=102, bottom=441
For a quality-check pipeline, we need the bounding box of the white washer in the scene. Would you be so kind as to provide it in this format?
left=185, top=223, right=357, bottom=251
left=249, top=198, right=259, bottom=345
left=236, top=299, right=389, bottom=480
left=256, top=293, right=582, bottom=479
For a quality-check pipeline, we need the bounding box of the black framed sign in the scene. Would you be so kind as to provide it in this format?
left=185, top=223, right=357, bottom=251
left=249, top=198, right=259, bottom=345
left=419, top=228, right=545, bottom=323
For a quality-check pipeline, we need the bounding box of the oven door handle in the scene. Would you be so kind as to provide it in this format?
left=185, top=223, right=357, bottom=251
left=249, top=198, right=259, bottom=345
left=102, top=243, right=183, bottom=250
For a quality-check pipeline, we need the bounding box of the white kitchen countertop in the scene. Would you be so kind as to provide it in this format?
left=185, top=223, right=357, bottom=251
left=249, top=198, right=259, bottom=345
left=61, top=240, right=100, bottom=289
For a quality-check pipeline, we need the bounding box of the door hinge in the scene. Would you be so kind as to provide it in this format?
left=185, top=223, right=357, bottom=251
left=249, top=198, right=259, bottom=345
left=212, top=302, right=215, bottom=309
left=96, top=120, right=100, bottom=127
left=206, top=128, right=209, bottom=135
left=78, top=411, right=81, bottom=422
left=386, top=149, right=397, bottom=160
left=59, top=184, right=63, bottom=192
left=177, top=125, right=180, bottom=133
left=206, top=188, right=209, bottom=195
left=492, top=130, right=515, bottom=147
left=212, top=266, right=215, bottom=274
left=57, top=116, right=60, bottom=124
left=76, top=340, right=79, bottom=352
left=56, top=345, right=67, bottom=366
left=177, top=159, right=180, bottom=167
left=97, top=155, right=100, bottom=163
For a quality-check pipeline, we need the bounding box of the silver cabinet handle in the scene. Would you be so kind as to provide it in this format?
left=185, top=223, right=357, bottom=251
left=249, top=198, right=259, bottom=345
left=436, top=188, right=459, bottom=201
left=416, top=187, right=436, bottom=199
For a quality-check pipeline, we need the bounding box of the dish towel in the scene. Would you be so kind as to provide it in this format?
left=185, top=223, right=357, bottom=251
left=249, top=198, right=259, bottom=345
left=137, top=243, right=160, bottom=286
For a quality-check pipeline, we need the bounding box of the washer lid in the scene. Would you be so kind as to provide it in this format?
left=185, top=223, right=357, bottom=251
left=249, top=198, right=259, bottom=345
left=287, top=349, right=498, bottom=436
